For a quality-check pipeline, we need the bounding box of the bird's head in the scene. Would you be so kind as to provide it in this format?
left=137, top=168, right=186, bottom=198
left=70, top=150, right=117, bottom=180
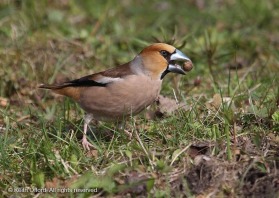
left=137, top=43, right=192, bottom=80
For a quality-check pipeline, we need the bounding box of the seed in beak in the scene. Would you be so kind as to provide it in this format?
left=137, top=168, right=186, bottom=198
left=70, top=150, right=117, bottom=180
left=183, top=61, right=193, bottom=72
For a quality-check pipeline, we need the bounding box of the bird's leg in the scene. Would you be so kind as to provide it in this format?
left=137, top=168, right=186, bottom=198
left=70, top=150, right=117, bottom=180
left=124, top=129, right=133, bottom=140
left=82, top=114, right=95, bottom=150
left=118, top=121, right=132, bottom=140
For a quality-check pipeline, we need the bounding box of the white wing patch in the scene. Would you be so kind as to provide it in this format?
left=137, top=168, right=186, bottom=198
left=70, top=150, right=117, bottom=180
left=95, top=76, right=122, bottom=84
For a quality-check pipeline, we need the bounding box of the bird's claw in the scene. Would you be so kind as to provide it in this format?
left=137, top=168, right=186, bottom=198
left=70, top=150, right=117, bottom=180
left=124, top=129, right=133, bottom=140
left=82, top=137, right=95, bottom=151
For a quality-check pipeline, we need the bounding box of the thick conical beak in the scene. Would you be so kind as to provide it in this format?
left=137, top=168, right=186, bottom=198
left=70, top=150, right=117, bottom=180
left=160, top=49, right=192, bottom=80
left=168, top=49, right=191, bottom=75
left=168, top=64, right=187, bottom=75
left=170, top=49, right=191, bottom=62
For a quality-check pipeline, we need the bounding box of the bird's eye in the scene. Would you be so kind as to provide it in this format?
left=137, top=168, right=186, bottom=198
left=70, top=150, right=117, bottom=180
left=160, top=50, right=169, bottom=58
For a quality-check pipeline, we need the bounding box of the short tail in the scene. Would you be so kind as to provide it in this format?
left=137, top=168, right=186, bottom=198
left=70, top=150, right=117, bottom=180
left=38, top=83, right=80, bottom=100
left=38, top=83, right=70, bottom=89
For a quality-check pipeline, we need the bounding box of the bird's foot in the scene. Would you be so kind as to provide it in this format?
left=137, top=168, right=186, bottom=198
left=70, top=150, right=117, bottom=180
left=124, top=129, right=133, bottom=140
left=82, top=136, right=95, bottom=151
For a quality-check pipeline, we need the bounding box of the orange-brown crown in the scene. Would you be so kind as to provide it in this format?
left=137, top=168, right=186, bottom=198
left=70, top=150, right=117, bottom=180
left=139, top=43, right=176, bottom=79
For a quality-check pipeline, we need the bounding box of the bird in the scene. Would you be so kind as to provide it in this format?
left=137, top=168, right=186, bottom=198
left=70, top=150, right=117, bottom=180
left=39, top=43, right=192, bottom=150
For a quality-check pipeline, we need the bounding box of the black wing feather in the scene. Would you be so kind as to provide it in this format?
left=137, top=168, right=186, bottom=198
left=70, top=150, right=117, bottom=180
left=67, top=75, right=107, bottom=87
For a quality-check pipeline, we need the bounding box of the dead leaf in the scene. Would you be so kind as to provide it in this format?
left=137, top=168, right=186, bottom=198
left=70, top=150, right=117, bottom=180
left=157, top=95, right=186, bottom=115
left=124, top=171, right=148, bottom=195
left=45, top=175, right=79, bottom=189
left=188, top=144, right=210, bottom=159
left=211, top=94, right=222, bottom=109
left=145, top=109, right=164, bottom=120
left=86, top=149, right=98, bottom=158
left=145, top=95, right=187, bottom=120
left=207, top=94, right=233, bottom=110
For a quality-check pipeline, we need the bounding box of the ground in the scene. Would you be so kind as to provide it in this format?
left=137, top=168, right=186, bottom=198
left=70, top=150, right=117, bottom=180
left=0, top=0, right=278, bottom=197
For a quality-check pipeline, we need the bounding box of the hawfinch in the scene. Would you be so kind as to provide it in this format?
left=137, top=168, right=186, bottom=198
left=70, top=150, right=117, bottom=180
left=39, top=43, right=192, bottom=150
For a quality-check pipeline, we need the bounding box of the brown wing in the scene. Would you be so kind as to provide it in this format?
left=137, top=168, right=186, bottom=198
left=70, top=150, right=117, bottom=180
left=100, top=62, right=133, bottom=78
left=38, top=62, right=134, bottom=100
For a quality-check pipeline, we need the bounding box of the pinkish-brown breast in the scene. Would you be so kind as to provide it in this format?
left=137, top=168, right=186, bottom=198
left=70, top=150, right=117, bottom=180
left=78, top=74, right=162, bottom=121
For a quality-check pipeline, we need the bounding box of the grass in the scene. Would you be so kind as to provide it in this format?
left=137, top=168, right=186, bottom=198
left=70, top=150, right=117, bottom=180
left=0, top=0, right=279, bottom=197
